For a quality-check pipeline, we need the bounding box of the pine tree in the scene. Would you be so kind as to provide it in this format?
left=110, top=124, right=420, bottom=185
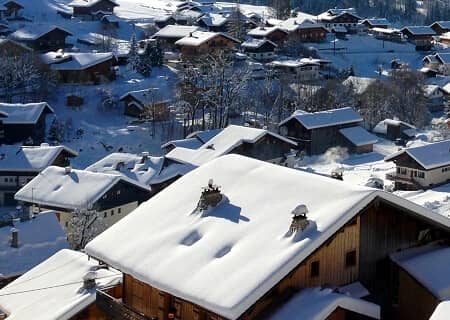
left=128, top=33, right=140, bottom=72
left=138, top=42, right=153, bottom=77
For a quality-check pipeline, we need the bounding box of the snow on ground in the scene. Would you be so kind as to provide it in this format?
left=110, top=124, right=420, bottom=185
left=311, top=33, right=450, bottom=77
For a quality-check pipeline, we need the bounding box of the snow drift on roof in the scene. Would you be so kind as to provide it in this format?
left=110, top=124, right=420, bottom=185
left=391, top=243, right=450, bottom=300
left=339, top=126, right=378, bottom=147
left=166, top=124, right=296, bottom=166
left=280, top=107, right=363, bottom=129
left=0, top=102, right=53, bottom=125
left=0, top=144, right=77, bottom=172
left=431, top=300, right=450, bottom=320
left=0, top=212, right=69, bottom=278
left=15, top=166, right=149, bottom=210
left=384, top=140, right=450, bottom=170
left=0, top=249, right=121, bottom=320
left=270, top=287, right=380, bottom=320
left=85, top=154, right=449, bottom=320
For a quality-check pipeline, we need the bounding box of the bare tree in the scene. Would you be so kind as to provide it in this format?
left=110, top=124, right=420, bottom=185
left=67, top=209, right=106, bottom=250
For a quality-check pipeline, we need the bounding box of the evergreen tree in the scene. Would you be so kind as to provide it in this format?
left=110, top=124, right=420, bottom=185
left=128, top=33, right=140, bottom=72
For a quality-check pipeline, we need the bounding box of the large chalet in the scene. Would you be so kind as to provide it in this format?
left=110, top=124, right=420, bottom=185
left=0, top=102, right=54, bottom=145
left=385, top=140, right=450, bottom=190
left=400, top=26, right=436, bottom=50
left=0, top=144, right=77, bottom=206
left=10, top=25, right=72, bottom=51
left=69, top=0, right=118, bottom=19
left=279, top=107, right=377, bottom=155
left=175, top=31, right=240, bottom=59
left=85, top=154, right=450, bottom=320
left=318, top=8, right=361, bottom=33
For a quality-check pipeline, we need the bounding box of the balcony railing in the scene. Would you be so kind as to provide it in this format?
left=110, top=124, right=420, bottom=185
left=96, top=288, right=155, bottom=320
left=385, top=173, right=423, bottom=189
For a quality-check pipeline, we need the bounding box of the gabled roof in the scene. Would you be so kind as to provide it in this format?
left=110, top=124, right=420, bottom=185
left=166, top=125, right=296, bottom=167
left=51, top=52, right=115, bottom=71
left=339, top=126, right=378, bottom=147
left=435, top=53, right=450, bottom=65
left=241, top=38, right=277, bottom=49
left=199, top=12, right=228, bottom=27
left=175, top=31, right=239, bottom=46
left=0, top=102, right=54, bottom=125
left=119, top=89, right=170, bottom=106
left=247, top=26, right=288, bottom=37
left=270, top=287, right=380, bottom=320
left=186, top=128, right=223, bottom=143
left=69, top=0, right=118, bottom=8
left=10, top=25, right=72, bottom=41
left=431, top=21, right=450, bottom=30
left=15, top=166, right=150, bottom=210
left=400, top=26, right=436, bottom=36
left=85, top=154, right=450, bottom=320
left=0, top=212, right=69, bottom=279
left=384, top=140, right=450, bottom=170
left=423, top=84, right=443, bottom=98
left=372, top=118, right=416, bottom=135
left=0, top=249, right=121, bottom=320
left=279, top=107, right=363, bottom=130
left=318, top=8, right=361, bottom=21
left=0, top=0, right=23, bottom=9
left=0, top=144, right=77, bottom=173
left=152, top=25, right=201, bottom=39
left=162, top=129, right=222, bottom=150
left=360, top=18, right=390, bottom=27
left=85, top=152, right=166, bottom=186
left=391, top=243, right=450, bottom=300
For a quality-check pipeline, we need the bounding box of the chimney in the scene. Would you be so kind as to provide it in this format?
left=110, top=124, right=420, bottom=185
left=189, top=32, right=193, bottom=37
left=289, top=204, right=309, bottom=235
left=141, top=151, right=150, bottom=162
left=65, top=166, right=71, bottom=174
left=10, top=228, right=19, bottom=248
left=197, top=179, right=223, bottom=212
left=40, top=142, right=50, bottom=147
left=82, top=271, right=97, bottom=290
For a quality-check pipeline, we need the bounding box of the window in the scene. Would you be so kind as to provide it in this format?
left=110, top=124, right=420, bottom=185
left=346, top=250, right=357, bottom=267
left=117, top=190, right=121, bottom=195
left=110, top=210, right=114, bottom=216
left=118, top=207, right=122, bottom=214
left=104, top=212, right=107, bottom=218
left=418, top=171, right=425, bottom=178
left=310, top=261, right=320, bottom=277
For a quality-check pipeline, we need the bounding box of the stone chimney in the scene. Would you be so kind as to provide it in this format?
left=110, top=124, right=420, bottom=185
left=197, top=179, right=222, bottom=212
left=289, top=204, right=309, bottom=235
left=64, top=166, right=72, bottom=174
left=82, top=271, right=97, bottom=290
left=10, top=228, right=19, bottom=248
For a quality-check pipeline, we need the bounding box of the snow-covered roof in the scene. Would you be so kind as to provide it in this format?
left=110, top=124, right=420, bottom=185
left=85, top=152, right=169, bottom=186
left=279, top=107, right=363, bottom=130
left=0, top=249, right=121, bottom=320
left=318, top=8, right=361, bottom=21
left=119, top=89, right=170, bottom=106
left=186, top=128, right=223, bottom=143
left=331, top=25, right=348, bottom=33
left=372, top=119, right=416, bottom=135
left=101, top=14, right=120, bottom=23
left=270, top=287, right=380, bottom=320
left=10, top=25, right=72, bottom=41
left=401, top=26, right=436, bottom=36
left=270, top=18, right=326, bottom=33
left=166, top=124, right=296, bottom=166
left=15, top=166, right=150, bottom=210
left=241, top=38, right=276, bottom=49
left=51, top=52, right=115, bottom=71
left=384, top=140, right=450, bottom=170
left=423, top=84, right=442, bottom=98
left=199, top=12, right=228, bottom=27
left=391, top=243, right=450, bottom=300
left=0, top=212, right=69, bottom=279
left=339, top=126, right=378, bottom=147
left=360, top=18, right=389, bottom=27
left=153, top=25, right=201, bottom=39
left=161, top=137, right=204, bottom=150
left=0, top=102, right=54, bottom=125
left=435, top=53, right=450, bottom=64
left=431, top=21, right=450, bottom=29
left=247, top=26, right=287, bottom=37
left=342, top=76, right=377, bottom=95
left=0, top=144, right=77, bottom=173
left=85, top=154, right=450, bottom=320
left=175, top=31, right=239, bottom=47
left=431, top=301, right=450, bottom=320
left=69, top=0, right=118, bottom=8
left=371, top=27, right=401, bottom=34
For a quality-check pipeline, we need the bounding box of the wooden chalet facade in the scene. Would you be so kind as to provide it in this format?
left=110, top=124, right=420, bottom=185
left=430, top=21, right=450, bottom=35
left=241, top=39, right=276, bottom=61
left=318, top=9, right=361, bottom=33
left=120, top=90, right=170, bottom=120
left=86, top=155, right=450, bottom=320
left=400, top=27, right=436, bottom=50
left=247, top=26, right=288, bottom=45
left=279, top=107, right=374, bottom=155
left=0, top=102, right=54, bottom=145
left=385, top=140, right=450, bottom=190
left=287, top=23, right=328, bottom=43
left=10, top=26, right=72, bottom=51
left=0, top=0, right=23, bottom=19
left=175, top=31, right=239, bottom=60
left=152, top=25, right=200, bottom=51
left=70, top=0, right=118, bottom=19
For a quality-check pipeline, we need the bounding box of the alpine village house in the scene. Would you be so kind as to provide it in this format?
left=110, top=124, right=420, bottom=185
left=83, top=155, right=450, bottom=320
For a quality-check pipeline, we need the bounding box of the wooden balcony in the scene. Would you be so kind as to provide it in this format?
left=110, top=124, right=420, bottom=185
left=96, top=288, right=155, bottom=320
left=385, top=172, right=422, bottom=190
